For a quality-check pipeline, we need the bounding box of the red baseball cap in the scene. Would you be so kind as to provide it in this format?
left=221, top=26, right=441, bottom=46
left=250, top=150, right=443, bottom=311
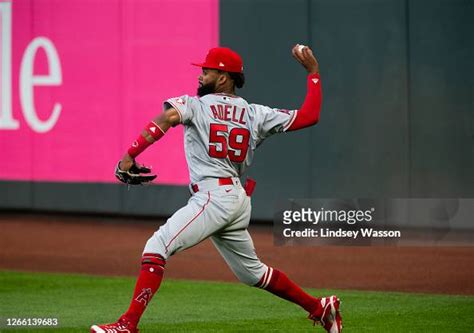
left=192, top=47, right=244, bottom=73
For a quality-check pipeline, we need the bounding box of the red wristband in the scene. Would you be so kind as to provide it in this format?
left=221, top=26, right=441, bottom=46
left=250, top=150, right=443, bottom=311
left=145, top=121, right=165, bottom=140
left=127, top=135, right=152, bottom=158
left=127, top=121, right=166, bottom=158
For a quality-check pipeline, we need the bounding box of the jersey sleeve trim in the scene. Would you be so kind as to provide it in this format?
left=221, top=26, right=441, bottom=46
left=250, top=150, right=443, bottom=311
left=283, top=110, right=298, bottom=132
left=166, top=99, right=183, bottom=123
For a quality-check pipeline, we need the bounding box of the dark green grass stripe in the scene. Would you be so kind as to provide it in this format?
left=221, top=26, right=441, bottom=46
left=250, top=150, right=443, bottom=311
left=1, top=271, right=473, bottom=332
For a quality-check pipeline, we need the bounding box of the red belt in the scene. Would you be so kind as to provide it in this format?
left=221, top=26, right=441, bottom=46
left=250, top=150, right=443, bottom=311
left=191, top=177, right=234, bottom=193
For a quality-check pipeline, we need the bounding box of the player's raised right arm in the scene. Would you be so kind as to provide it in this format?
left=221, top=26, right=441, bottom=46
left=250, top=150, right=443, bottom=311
left=286, top=44, right=322, bottom=132
left=119, top=106, right=181, bottom=171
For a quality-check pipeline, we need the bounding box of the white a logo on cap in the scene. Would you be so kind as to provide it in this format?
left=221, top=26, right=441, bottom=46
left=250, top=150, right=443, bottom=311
left=219, top=62, right=225, bottom=67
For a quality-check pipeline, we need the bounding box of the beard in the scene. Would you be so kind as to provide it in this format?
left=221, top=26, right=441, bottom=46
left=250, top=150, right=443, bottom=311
left=197, top=81, right=216, bottom=97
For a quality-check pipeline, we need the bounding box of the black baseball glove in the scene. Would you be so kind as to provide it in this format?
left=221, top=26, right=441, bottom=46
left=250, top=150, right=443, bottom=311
left=115, top=161, right=157, bottom=185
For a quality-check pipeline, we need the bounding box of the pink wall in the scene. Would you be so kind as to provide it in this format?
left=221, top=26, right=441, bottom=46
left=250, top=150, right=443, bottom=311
left=0, top=0, right=219, bottom=185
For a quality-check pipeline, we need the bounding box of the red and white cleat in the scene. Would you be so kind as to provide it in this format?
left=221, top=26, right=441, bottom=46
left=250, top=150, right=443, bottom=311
left=309, top=295, right=343, bottom=333
left=90, top=315, right=138, bottom=333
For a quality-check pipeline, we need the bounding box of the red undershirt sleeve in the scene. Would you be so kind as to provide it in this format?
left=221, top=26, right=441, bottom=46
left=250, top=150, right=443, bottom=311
left=287, top=73, right=322, bottom=131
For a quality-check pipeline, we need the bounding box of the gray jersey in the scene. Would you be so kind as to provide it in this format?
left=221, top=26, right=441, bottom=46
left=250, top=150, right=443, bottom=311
left=166, top=94, right=297, bottom=183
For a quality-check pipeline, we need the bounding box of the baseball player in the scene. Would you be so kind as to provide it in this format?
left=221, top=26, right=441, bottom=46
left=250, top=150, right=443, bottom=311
left=91, top=45, right=342, bottom=333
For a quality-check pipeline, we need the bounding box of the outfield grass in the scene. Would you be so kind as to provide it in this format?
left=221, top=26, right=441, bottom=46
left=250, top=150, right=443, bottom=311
left=0, top=271, right=473, bottom=332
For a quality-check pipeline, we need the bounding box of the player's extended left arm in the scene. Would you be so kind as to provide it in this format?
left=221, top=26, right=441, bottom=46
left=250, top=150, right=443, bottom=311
left=286, top=73, right=322, bottom=131
left=119, top=106, right=181, bottom=170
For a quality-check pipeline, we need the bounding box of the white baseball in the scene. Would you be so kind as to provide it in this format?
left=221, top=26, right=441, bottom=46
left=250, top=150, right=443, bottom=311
left=298, top=44, right=306, bottom=52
